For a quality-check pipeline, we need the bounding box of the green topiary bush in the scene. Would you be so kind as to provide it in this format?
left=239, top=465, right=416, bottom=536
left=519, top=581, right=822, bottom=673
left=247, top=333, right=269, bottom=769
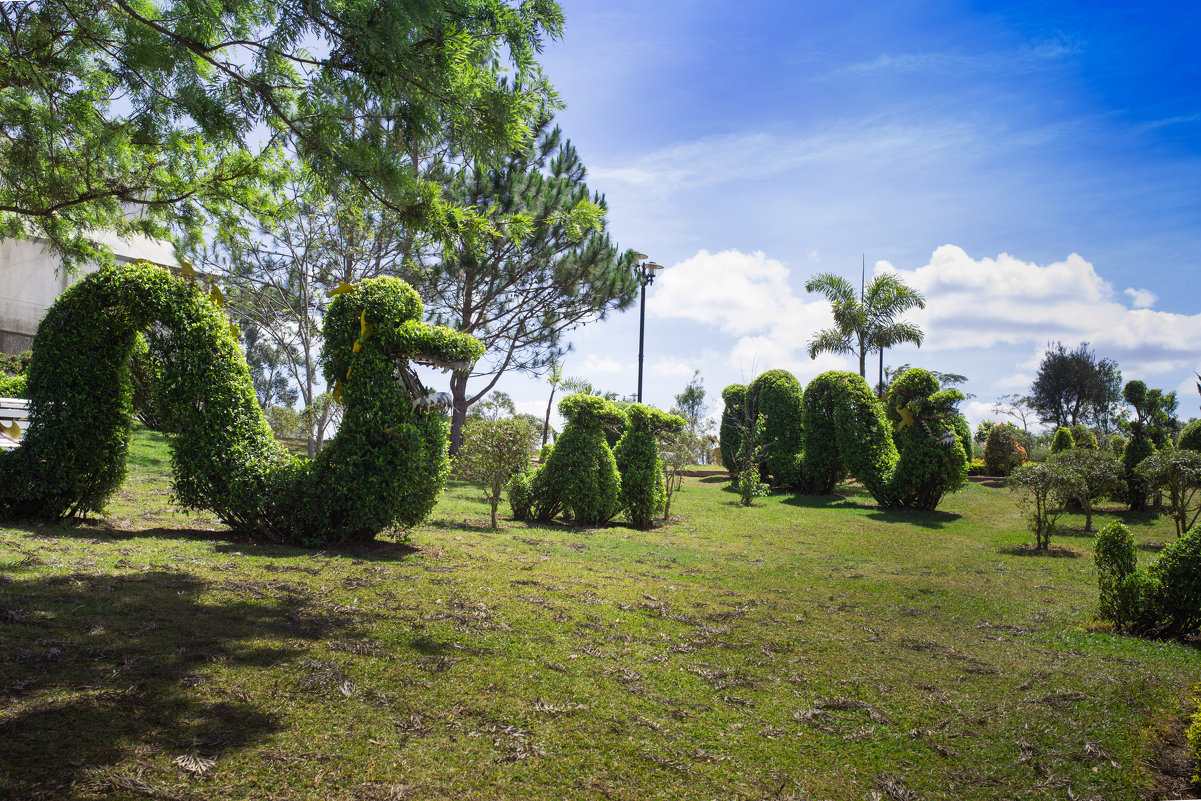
left=1108, top=433, right=1126, bottom=457
left=613, top=404, right=684, bottom=528
left=983, top=423, right=1026, bottom=477
left=1094, top=522, right=1150, bottom=629
left=525, top=393, right=626, bottom=526
left=0, top=263, right=483, bottom=546
left=1178, top=419, right=1201, bottom=453
left=1070, top=424, right=1099, bottom=450
left=1051, top=427, right=1075, bottom=453
left=745, top=369, right=805, bottom=488
left=1189, top=699, right=1201, bottom=785
left=952, top=414, right=973, bottom=461
left=719, top=384, right=747, bottom=475
left=1121, top=435, right=1156, bottom=512
left=1093, top=520, right=1201, bottom=639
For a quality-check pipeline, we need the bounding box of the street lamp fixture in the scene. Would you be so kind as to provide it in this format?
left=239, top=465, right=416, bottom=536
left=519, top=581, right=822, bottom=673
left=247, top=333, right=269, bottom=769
left=636, top=255, right=664, bottom=403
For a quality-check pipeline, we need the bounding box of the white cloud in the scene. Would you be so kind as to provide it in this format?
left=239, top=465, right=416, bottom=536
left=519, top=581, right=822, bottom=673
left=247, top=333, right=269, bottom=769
left=1124, top=287, right=1157, bottom=308
left=884, top=246, right=1201, bottom=367
left=575, top=354, right=625, bottom=374
left=993, top=372, right=1032, bottom=389
left=647, top=358, right=698, bottom=379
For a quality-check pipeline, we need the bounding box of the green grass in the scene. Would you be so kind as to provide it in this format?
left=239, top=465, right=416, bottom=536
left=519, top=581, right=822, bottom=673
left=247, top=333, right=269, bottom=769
left=2, top=428, right=1199, bottom=800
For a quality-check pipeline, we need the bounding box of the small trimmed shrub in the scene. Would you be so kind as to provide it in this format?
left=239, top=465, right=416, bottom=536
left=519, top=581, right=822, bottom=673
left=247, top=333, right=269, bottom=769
left=613, top=404, right=684, bottom=528
left=1050, top=427, right=1075, bottom=453
left=1178, top=419, right=1201, bottom=453
left=1137, top=450, right=1201, bottom=537
left=1009, top=461, right=1064, bottom=549
left=1051, top=447, right=1123, bottom=531
left=984, top=422, right=1026, bottom=477
left=967, top=458, right=989, bottom=476
left=1094, top=522, right=1150, bottom=629
left=1108, top=433, right=1126, bottom=457
left=1070, top=424, right=1098, bottom=450
left=1094, top=521, right=1201, bottom=639
left=538, top=442, right=553, bottom=462
left=508, top=471, right=533, bottom=521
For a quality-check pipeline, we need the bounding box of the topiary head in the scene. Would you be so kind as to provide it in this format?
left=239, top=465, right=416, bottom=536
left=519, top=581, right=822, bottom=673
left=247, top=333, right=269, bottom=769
left=558, top=393, right=627, bottom=431
left=624, top=403, right=686, bottom=436
left=320, top=277, right=483, bottom=402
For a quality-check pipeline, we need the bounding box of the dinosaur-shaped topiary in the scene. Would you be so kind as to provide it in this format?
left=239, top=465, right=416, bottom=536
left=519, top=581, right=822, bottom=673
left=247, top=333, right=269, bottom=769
left=0, top=263, right=483, bottom=546
left=721, top=368, right=967, bottom=511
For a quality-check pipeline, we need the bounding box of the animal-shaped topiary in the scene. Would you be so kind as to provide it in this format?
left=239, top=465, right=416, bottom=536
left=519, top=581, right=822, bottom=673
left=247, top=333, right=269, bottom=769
left=519, top=393, right=626, bottom=526
left=613, top=404, right=685, bottom=528
left=721, top=367, right=967, bottom=511
left=745, top=369, right=805, bottom=488
left=0, top=263, right=483, bottom=546
left=718, top=383, right=747, bottom=476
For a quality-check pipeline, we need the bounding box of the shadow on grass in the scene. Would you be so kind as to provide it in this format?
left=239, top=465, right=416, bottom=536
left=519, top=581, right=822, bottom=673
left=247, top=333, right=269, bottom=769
left=700, top=476, right=732, bottom=485
left=0, top=570, right=365, bottom=798
left=778, top=493, right=963, bottom=528
left=999, top=543, right=1083, bottom=558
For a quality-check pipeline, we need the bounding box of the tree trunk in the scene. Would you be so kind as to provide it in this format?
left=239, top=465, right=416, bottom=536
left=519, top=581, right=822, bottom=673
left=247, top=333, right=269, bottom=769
left=541, top=384, right=557, bottom=447
left=877, top=348, right=884, bottom=396
left=449, top=371, right=470, bottom=454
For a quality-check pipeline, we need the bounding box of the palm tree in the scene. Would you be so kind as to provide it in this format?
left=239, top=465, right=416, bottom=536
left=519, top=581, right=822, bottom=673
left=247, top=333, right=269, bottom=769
left=541, top=358, right=564, bottom=447
left=805, top=270, right=926, bottom=393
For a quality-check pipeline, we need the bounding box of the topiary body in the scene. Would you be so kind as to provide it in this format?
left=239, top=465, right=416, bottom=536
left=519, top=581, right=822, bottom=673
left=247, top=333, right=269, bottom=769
left=745, top=369, right=805, bottom=488
left=525, top=394, right=625, bottom=526
left=797, top=369, right=966, bottom=510
left=0, top=263, right=483, bottom=546
left=719, top=384, right=747, bottom=475
left=613, top=404, right=685, bottom=528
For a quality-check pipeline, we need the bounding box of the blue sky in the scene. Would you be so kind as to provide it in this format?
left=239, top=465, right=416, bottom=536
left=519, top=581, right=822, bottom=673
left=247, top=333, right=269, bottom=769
left=487, top=0, right=1201, bottom=433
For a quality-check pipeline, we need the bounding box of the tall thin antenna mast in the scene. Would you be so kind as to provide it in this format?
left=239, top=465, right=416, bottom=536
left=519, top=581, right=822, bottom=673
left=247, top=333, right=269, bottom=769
left=861, top=254, right=865, bottom=301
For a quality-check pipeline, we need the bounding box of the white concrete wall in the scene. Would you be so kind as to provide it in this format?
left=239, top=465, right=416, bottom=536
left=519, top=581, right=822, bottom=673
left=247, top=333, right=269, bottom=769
left=0, top=234, right=177, bottom=353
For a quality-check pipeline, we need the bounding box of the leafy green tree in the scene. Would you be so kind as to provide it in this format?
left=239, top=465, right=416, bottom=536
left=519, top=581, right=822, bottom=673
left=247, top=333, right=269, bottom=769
left=456, top=416, right=538, bottom=528
left=240, top=321, right=300, bottom=410
left=671, top=370, right=711, bottom=440
left=467, top=392, right=518, bottom=422
left=0, top=0, right=568, bottom=268
left=415, top=117, right=639, bottom=451
left=1050, top=448, right=1123, bottom=532
left=1051, top=427, right=1075, bottom=453
left=1009, top=461, right=1067, bottom=549
left=805, top=272, right=925, bottom=390
left=1029, top=342, right=1121, bottom=429
left=1137, top=451, right=1201, bottom=537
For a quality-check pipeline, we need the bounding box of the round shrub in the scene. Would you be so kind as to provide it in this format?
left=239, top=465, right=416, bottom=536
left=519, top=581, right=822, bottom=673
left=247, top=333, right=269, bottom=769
left=1050, top=427, right=1074, bottom=453
left=746, top=369, right=805, bottom=488
left=1178, top=419, right=1201, bottom=453
left=614, top=404, right=684, bottom=528
left=1070, top=424, right=1098, bottom=450
left=1146, top=529, right=1201, bottom=638
left=1109, top=433, right=1126, bottom=457
left=984, top=423, right=1026, bottom=477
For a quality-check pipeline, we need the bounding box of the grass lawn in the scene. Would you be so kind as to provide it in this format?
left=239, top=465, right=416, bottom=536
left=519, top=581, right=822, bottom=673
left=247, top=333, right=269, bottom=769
left=2, top=427, right=1199, bottom=800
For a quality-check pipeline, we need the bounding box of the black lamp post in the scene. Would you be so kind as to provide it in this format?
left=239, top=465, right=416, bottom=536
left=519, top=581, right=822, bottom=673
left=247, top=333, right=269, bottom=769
left=634, top=253, right=663, bottom=403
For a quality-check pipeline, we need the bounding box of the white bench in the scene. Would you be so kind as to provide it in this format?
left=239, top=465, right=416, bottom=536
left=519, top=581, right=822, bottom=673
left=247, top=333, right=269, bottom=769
left=0, top=397, right=29, bottom=451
